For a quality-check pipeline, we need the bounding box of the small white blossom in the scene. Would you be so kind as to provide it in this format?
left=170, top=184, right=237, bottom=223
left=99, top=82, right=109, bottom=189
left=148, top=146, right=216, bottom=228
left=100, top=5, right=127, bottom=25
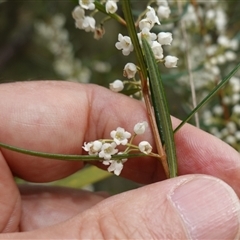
left=123, top=63, right=137, bottom=79
left=99, top=142, right=118, bottom=160
left=83, top=140, right=102, bottom=155
left=225, top=135, right=236, bottom=145
left=139, top=18, right=153, bottom=31
left=235, top=131, right=240, bottom=140
left=164, top=55, right=178, bottom=68
left=151, top=41, right=164, bottom=60
left=105, top=152, right=127, bottom=176
left=79, top=0, right=95, bottom=10
left=157, top=32, right=173, bottom=45
left=139, top=141, right=152, bottom=154
left=72, top=6, right=85, bottom=20
left=105, top=0, right=118, bottom=14
left=157, top=6, right=171, bottom=19
left=134, top=121, right=148, bottom=135
left=109, top=80, right=124, bottom=92
left=107, top=161, right=124, bottom=175
left=217, top=35, right=230, bottom=48
left=146, top=6, right=160, bottom=26
left=138, top=28, right=157, bottom=45
left=75, top=16, right=96, bottom=32
left=110, top=127, right=131, bottom=145
left=229, top=39, right=239, bottom=51
left=213, top=105, right=223, bottom=116
left=115, top=34, right=134, bottom=56
left=226, top=122, right=237, bottom=134
left=233, top=105, right=240, bottom=115
left=225, top=51, right=237, bottom=61
left=211, top=66, right=220, bottom=76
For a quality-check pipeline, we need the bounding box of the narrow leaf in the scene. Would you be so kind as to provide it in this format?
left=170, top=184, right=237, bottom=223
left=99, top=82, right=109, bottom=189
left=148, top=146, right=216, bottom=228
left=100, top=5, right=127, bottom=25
left=174, top=62, right=240, bottom=133
left=0, top=142, right=144, bottom=161
left=142, top=38, right=178, bottom=178
left=52, top=166, right=111, bottom=188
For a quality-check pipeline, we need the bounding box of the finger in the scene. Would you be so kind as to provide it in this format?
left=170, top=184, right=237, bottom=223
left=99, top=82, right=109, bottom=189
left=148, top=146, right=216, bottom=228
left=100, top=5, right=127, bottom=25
left=18, top=185, right=108, bottom=231
left=173, top=117, right=240, bottom=197
left=0, top=152, right=21, bottom=233
left=1, top=175, right=240, bottom=239
left=0, top=81, right=157, bottom=182
left=1, top=81, right=240, bottom=192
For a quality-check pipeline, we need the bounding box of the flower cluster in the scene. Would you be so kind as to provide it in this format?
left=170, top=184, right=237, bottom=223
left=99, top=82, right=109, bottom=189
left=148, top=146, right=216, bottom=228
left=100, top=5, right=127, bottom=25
left=170, top=1, right=240, bottom=151
left=109, top=1, right=178, bottom=94
left=71, top=1, right=178, bottom=95
left=82, top=121, right=153, bottom=175
left=35, top=14, right=90, bottom=83
left=115, top=3, right=178, bottom=67
left=72, top=0, right=119, bottom=38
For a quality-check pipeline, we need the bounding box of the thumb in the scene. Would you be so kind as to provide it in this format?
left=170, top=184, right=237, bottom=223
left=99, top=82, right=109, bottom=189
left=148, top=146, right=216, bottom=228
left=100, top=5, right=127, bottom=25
left=1, top=175, right=240, bottom=239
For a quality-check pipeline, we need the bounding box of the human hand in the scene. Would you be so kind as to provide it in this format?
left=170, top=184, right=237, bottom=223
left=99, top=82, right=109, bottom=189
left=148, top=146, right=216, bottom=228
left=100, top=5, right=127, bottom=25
left=0, top=81, right=240, bottom=239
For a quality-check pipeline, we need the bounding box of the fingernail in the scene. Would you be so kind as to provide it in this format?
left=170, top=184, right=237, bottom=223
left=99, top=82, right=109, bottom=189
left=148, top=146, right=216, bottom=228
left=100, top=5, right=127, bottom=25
left=170, top=176, right=240, bottom=239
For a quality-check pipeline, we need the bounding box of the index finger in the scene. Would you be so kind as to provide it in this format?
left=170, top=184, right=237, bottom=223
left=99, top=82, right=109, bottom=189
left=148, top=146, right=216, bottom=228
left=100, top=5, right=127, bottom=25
left=0, top=81, right=240, bottom=194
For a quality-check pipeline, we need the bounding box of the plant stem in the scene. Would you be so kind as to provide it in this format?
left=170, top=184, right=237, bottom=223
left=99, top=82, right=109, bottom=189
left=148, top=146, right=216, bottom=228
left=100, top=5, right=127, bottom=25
left=121, top=0, right=169, bottom=178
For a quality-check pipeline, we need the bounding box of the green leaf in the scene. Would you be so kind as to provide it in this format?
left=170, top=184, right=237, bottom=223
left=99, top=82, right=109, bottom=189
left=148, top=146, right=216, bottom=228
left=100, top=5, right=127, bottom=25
left=141, top=38, right=178, bottom=178
left=0, top=141, right=145, bottom=161
left=174, top=62, right=240, bottom=133
left=52, top=166, right=112, bottom=188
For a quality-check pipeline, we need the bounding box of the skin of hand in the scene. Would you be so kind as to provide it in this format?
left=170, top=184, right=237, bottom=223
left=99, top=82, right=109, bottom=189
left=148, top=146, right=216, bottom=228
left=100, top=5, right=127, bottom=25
left=0, top=81, right=240, bottom=239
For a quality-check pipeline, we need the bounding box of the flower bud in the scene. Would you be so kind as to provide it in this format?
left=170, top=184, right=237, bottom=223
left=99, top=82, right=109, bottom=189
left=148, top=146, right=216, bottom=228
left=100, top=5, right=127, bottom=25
left=151, top=41, right=164, bottom=60
left=109, top=80, right=124, bottom=92
left=134, top=121, right=148, bottom=135
left=157, top=32, right=173, bottom=45
left=164, top=55, right=178, bottom=68
left=105, top=0, right=118, bottom=14
left=123, top=63, right=137, bottom=79
left=72, top=6, right=85, bottom=20
left=138, top=141, right=152, bottom=154
left=157, top=6, right=171, bottom=19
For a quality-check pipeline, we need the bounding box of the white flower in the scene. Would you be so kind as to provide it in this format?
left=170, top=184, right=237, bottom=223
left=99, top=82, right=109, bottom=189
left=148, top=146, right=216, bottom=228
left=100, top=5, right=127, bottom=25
left=217, top=35, right=230, bottom=48
left=151, top=41, right=164, bottom=60
left=225, top=51, right=237, bottom=61
left=99, top=142, right=118, bottom=160
left=75, top=16, right=96, bottom=32
left=134, top=121, right=148, bottom=135
left=139, top=18, right=153, bottom=31
left=233, top=105, right=240, bottom=115
left=105, top=0, right=118, bottom=14
left=146, top=6, right=160, bottom=26
left=164, top=55, right=178, bottom=68
left=123, top=63, right=137, bottom=79
left=104, top=152, right=127, bottom=176
left=79, top=0, right=95, bottom=10
left=157, top=32, right=173, bottom=45
left=138, top=141, right=152, bottom=154
left=107, top=161, right=123, bottom=176
left=115, top=34, right=134, bottom=56
left=72, top=6, right=85, bottom=20
left=138, top=28, right=157, bottom=45
left=110, top=127, right=131, bottom=145
left=109, top=80, right=124, bottom=92
left=82, top=140, right=102, bottom=155
left=157, top=6, right=171, bottom=19
left=213, top=105, right=223, bottom=116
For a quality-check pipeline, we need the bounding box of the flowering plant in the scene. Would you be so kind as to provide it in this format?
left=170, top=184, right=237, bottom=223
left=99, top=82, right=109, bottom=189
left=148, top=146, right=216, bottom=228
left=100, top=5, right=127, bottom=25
left=0, top=0, right=239, bottom=180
